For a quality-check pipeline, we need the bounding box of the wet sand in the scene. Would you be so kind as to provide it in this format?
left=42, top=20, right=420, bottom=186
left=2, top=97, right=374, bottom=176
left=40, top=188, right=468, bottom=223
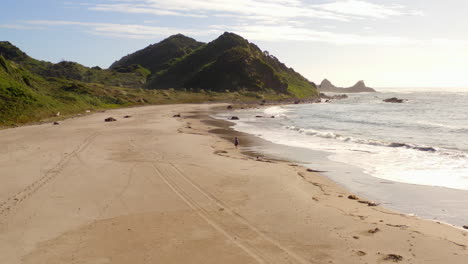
left=0, top=104, right=467, bottom=264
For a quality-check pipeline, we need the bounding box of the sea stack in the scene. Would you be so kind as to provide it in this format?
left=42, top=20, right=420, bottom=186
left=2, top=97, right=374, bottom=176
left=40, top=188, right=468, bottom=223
left=319, top=79, right=376, bottom=93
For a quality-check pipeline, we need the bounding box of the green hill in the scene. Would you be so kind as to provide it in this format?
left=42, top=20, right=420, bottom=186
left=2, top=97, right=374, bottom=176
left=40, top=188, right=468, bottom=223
left=110, top=34, right=204, bottom=74
left=0, top=54, right=278, bottom=126
left=0, top=54, right=150, bottom=124
left=1, top=33, right=319, bottom=126
left=145, top=32, right=318, bottom=97
left=0, top=41, right=149, bottom=88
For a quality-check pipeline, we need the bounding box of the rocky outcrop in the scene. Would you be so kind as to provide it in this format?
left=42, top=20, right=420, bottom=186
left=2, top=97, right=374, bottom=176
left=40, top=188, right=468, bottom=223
left=319, top=79, right=376, bottom=93
left=383, top=97, right=405, bottom=103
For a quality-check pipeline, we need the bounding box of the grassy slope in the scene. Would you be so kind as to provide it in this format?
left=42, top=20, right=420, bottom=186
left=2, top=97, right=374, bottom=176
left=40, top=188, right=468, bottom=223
left=147, top=33, right=247, bottom=89
left=0, top=55, right=284, bottom=126
left=0, top=41, right=149, bottom=89
left=110, top=34, right=204, bottom=74
left=148, top=33, right=318, bottom=98
left=0, top=34, right=318, bottom=126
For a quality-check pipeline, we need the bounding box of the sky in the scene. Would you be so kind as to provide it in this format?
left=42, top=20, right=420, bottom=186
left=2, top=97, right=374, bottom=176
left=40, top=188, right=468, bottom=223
left=1, top=0, right=468, bottom=88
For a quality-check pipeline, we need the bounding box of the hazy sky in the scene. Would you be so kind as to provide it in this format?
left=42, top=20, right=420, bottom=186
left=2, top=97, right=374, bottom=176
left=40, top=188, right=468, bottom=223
left=1, top=0, right=467, bottom=88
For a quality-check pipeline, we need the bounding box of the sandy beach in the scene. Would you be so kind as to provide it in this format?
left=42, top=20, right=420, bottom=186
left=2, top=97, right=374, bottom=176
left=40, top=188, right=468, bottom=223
left=0, top=104, right=467, bottom=264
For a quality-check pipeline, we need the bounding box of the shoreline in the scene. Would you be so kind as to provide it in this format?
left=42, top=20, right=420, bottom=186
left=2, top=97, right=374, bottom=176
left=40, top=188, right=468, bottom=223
left=212, top=102, right=468, bottom=228
left=185, top=106, right=468, bottom=230
left=0, top=103, right=467, bottom=263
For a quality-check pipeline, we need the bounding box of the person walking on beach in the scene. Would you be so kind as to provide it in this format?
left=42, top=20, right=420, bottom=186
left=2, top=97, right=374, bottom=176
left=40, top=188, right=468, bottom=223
left=234, top=137, right=239, bottom=148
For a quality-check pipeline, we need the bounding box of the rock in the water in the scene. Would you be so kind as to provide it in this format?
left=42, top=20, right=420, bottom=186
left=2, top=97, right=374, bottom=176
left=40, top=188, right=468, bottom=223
left=229, top=116, right=239, bottom=120
left=383, top=97, right=405, bottom=103
left=463, top=225, right=468, bottom=229
left=348, top=195, right=359, bottom=200
left=105, top=117, right=117, bottom=122
left=416, top=147, right=436, bottom=152
left=389, top=143, right=409, bottom=148
left=319, top=79, right=376, bottom=93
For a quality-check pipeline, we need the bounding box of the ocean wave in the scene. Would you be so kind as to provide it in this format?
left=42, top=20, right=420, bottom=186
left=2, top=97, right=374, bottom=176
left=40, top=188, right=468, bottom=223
left=416, top=121, right=468, bottom=131
left=284, top=126, right=445, bottom=153
left=263, top=106, right=289, bottom=117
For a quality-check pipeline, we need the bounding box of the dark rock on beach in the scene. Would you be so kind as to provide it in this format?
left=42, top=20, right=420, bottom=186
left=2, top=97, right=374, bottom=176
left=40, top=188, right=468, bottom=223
left=384, top=254, right=403, bottom=262
left=359, top=200, right=378, bottom=206
left=229, top=116, right=239, bottom=120
left=306, top=168, right=327, bottom=173
left=104, top=117, right=117, bottom=122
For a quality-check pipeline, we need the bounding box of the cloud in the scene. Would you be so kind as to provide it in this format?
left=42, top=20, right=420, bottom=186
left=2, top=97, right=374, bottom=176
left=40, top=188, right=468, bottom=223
left=210, top=24, right=413, bottom=45
left=0, top=24, right=44, bottom=30
left=19, top=19, right=468, bottom=48
left=314, top=0, right=424, bottom=19
left=14, top=1, right=429, bottom=46
left=89, top=3, right=208, bottom=18
left=24, top=20, right=219, bottom=39
left=86, top=0, right=422, bottom=23
left=21, top=19, right=413, bottom=46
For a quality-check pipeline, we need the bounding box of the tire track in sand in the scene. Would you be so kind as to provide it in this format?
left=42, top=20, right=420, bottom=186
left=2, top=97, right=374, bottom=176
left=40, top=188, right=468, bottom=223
left=0, top=133, right=99, bottom=220
left=151, top=162, right=312, bottom=264
left=129, top=132, right=312, bottom=263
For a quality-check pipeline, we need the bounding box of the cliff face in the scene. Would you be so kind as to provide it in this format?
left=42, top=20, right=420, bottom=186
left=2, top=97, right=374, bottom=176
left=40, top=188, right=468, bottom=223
left=319, top=79, right=376, bottom=93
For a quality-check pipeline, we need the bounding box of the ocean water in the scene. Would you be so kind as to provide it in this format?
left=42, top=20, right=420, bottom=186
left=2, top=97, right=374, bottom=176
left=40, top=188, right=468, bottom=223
left=218, top=89, right=468, bottom=192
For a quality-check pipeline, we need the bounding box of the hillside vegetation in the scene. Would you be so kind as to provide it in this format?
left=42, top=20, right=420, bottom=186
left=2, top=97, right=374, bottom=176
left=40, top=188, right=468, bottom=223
left=0, top=33, right=318, bottom=126
left=110, top=34, right=204, bottom=74
left=145, top=33, right=317, bottom=97
left=0, top=41, right=149, bottom=88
